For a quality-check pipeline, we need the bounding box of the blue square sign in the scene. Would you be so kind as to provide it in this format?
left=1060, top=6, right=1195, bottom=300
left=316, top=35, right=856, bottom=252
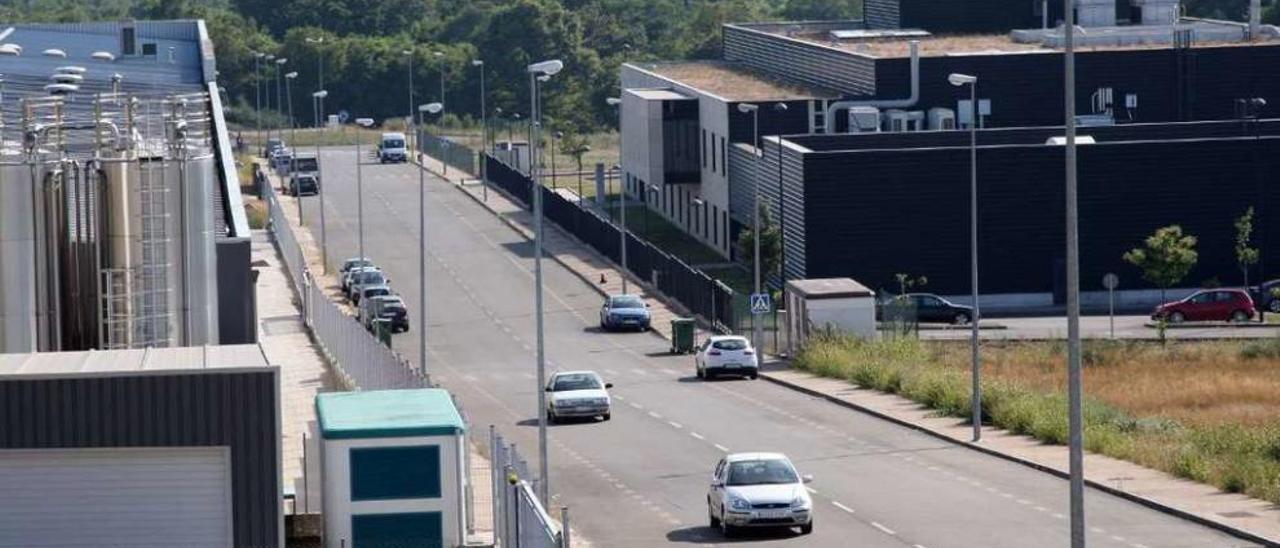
left=750, top=293, right=772, bottom=315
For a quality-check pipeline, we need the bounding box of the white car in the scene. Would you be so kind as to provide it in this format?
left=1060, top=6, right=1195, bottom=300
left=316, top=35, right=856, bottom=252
left=707, top=452, right=813, bottom=537
left=545, top=371, right=613, bottom=423
left=695, top=335, right=759, bottom=380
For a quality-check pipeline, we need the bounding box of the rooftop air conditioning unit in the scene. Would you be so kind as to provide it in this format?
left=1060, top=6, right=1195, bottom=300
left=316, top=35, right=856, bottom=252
left=883, top=109, right=922, bottom=132
left=847, top=106, right=880, bottom=133
left=928, top=108, right=956, bottom=130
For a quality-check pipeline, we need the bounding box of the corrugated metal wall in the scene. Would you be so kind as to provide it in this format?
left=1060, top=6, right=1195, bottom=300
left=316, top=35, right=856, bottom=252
left=723, top=25, right=877, bottom=96
left=0, top=370, right=280, bottom=547
left=727, top=144, right=758, bottom=226
left=797, top=135, right=1280, bottom=296
left=864, top=0, right=901, bottom=29
left=761, top=138, right=809, bottom=283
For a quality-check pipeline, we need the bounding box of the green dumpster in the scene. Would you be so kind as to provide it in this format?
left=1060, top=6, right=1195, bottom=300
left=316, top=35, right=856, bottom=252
left=670, top=318, right=696, bottom=354
left=373, top=318, right=393, bottom=347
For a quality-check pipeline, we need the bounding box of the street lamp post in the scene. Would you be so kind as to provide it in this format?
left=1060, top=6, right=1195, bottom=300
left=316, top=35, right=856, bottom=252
left=772, top=103, right=789, bottom=293
left=419, top=102, right=444, bottom=378
left=403, top=49, right=415, bottom=152
left=949, top=72, right=981, bottom=443
left=738, top=102, right=764, bottom=354
left=606, top=97, right=626, bottom=293
left=355, top=117, right=375, bottom=263
left=254, top=52, right=264, bottom=147
left=313, top=90, right=329, bottom=272
left=306, top=37, right=324, bottom=93
left=550, top=131, right=562, bottom=189
left=285, top=71, right=299, bottom=221
left=1064, top=1, right=1086, bottom=545
left=275, top=58, right=288, bottom=147
left=473, top=59, right=488, bottom=200
left=528, top=58, right=563, bottom=506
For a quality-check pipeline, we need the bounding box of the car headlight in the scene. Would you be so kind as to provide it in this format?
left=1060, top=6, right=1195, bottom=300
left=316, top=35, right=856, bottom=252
left=594, top=398, right=609, bottom=405
left=791, top=496, right=809, bottom=509
left=729, top=497, right=751, bottom=511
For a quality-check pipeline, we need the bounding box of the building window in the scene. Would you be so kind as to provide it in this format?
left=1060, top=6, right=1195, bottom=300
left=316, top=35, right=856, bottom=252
left=350, top=446, right=442, bottom=501
left=720, top=136, right=727, bottom=175
left=703, top=202, right=709, bottom=238
left=141, top=42, right=157, bottom=56
left=702, top=129, right=707, bottom=168
left=710, top=132, right=717, bottom=172
left=712, top=204, right=719, bottom=245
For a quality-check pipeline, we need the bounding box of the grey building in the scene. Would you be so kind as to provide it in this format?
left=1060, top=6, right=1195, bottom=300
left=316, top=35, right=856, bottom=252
left=0, top=344, right=282, bottom=548
left=0, top=20, right=255, bottom=354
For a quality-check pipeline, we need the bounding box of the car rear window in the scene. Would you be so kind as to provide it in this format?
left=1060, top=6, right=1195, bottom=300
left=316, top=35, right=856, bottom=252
left=712, top=339, right=748, bottom=351
left=611, top=296, right=644, bottom=309
left=366, top=287, right=390, bottom=297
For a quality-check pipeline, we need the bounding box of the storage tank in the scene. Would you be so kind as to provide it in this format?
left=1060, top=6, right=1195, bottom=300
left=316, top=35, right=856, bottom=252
left=0, top=151, right=37, bottom=353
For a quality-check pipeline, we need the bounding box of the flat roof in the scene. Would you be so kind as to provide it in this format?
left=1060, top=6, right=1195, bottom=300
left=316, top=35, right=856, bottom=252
left=628, top=89, right=694, bottom=101
left=0, top=344, right=271, bottom=378
left=317, top=388, right=466, bottom=440
left=629, top=61, right=838, bottom=101
left=787, top=278, right=875, bottom=299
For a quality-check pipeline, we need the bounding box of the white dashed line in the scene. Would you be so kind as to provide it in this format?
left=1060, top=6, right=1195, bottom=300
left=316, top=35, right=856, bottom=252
left=667, top=421, right=683, bottom=429
left=690, top=432, right=705, bottom=440
left=647, top=411, right=663, bottom=420
left=805, top=487, right=817, bottom=494
left=714, top=444, right=729, bottom=452
left=871, top=522, right=896, bottom=536
left=1110, top=536, right=1126, bottom=543
left=628, top=402, right=643, bottom=409
left=831, top=501, right=855, bottom=514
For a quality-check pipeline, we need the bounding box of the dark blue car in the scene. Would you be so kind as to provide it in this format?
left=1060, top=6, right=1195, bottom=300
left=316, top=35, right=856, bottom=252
left=599, top=294, right=651, bottom=331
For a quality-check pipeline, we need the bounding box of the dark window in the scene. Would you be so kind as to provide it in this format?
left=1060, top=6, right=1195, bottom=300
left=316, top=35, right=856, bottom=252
left=351, top=446, right=442, bottom=500
left=710, top=132, right=717, bottom=172
left=141, top=42, right=157, bottom=56
left=122, top=27, right=136, bottom=56
left=352, top=512, right=443, bottom=547
left=702, top=129, right=707, bottom=168
left=712, top=204, right=719, bottom=245
left=720, top=137, right=727, bottom=175
left=703, top=201, right=709, bottom=237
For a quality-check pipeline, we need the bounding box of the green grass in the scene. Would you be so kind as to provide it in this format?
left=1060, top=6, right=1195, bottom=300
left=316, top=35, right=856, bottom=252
left=793, top=334, right=1280, bottom=504
left=598, top=201, right=726, bottom=266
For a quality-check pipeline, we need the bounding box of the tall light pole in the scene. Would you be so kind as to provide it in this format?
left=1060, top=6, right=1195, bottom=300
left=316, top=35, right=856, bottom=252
left=313, top=90, right=329, bottom=272
left=435, top=51, right=445, bottom=114
left=306, top=36, right=325, bottom=94
left=403, top=49, right=415, bottom=151
left=419, top=102, right=444, bottom=378
left=550, top=131, right=562, bottom=189
left=772, top=102, right=789, bottom=293
left=275, top=57, right=288, bottom=146
left=528, top=58, right=563, bottom=506
left=606, top=96, right=627, bottom=293
left=253, top=51, right=264, bottom=147
left=738, top=102, right=764, bottom=354
left=355, top=117, right=375, bottom=263
left=473, top=59, right=488, bottom=201
left=1064, top=0, right=1086, bottom=545
left=949, top=72, right=981, bottom=443
left=285, top=71, right=299, bottom=221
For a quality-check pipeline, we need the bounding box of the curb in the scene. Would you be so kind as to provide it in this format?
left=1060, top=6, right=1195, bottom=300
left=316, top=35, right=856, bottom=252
left=757, top=370, right=1279, bottom=547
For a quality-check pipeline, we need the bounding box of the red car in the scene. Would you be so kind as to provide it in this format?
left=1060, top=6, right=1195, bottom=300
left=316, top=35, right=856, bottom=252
left=1152, top=289, right=1256, bottom=323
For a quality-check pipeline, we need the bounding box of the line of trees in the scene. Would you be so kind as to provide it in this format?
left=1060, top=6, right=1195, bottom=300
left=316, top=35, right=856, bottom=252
left=1123, top=207, right=1261, bottom=302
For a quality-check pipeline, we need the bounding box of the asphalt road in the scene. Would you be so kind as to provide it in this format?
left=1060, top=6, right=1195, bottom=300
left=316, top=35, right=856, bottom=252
left=299, top=146, right=1256, bottom=548
left=922, top=315, right=1280, bottom=340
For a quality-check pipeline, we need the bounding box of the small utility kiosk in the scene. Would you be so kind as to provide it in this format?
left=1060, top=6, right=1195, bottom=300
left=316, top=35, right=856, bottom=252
left=786, top=278, right=877, bottom=356
left=317, top=388, right=468, bottom=548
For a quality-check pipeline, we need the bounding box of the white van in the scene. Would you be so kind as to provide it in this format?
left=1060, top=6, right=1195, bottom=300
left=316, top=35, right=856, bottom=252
left=378, top=132, right=407, bottom=163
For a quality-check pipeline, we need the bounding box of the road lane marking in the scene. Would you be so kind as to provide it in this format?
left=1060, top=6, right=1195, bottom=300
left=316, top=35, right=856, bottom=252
left=831, top=501, right=854, bottom=514
left=805, top=487, right=817, bottom=494
left=871, top=522, right=896, bottom=536
left=647, top=411, right=663, bottom=420
left=714, top=443, right=729, bottom=452
left=690, top=432, right=705, bottom=440
left=667, top=421, right=683, bottom=429
left=628, top=402, right=643, bottom=409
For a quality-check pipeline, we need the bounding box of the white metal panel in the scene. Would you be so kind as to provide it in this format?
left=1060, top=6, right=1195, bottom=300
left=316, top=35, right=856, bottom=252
left=0, top=447, right=232, bottom=548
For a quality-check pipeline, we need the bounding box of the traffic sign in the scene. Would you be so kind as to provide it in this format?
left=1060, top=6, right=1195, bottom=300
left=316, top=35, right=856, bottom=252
left=337, top=109, right=350, bottom=124
left=750, top=293, right=772, bottom=315
left=1102, top=273, right=1119, bottom=290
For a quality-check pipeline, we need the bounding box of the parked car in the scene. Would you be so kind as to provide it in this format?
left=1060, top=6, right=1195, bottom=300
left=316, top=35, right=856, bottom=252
left=878, top=293, right=974, bottom=325
left=262, top=138, right=284, bottom=159
left=1152, top=289, right=1256, bottom=323
left=347, top=270, right=390, bottom=304
left=599, top=294, right=651, bottom=331
left=695, top=336, right=758, bottom=380
left=339, top=258, right=376, bottom=292
left=707, top=452, right=813, bottom=537
left=290, top=173, right=319, bottom=196
left=342, top=266, right=381, bottom=295
left=355, top=284, right=393, bottom=308
left=378, top=132, right=408, bottom=163
left=545, top=371, right=613, bottom=423
left=1250, top=279, right=1280, bottom=314
left=361, top=294, right=409, bottom=332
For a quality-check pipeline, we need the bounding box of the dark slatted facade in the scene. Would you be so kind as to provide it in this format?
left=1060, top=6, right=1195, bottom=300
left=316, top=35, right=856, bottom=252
left=866, top=0, right=1070, bottom=33
left=723, top=24, right=877, bottom=96
left=0, top=370, right=281, bottom=547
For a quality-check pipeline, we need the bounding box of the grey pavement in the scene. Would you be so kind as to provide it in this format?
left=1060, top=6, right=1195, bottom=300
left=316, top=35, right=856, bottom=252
left=923, top=314, right=1280, bottom=340
left=293, top=146, right=1257, bottom=548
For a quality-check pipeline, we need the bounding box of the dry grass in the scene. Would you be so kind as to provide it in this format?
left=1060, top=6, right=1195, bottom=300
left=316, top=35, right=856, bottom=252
left=794, top=335, right=1280, bottom=503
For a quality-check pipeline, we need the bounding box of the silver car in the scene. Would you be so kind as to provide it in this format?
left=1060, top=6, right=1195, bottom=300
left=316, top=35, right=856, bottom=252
left=707, top=452, right=813, bottom=537
left=545, top=371, right=613, bottom=423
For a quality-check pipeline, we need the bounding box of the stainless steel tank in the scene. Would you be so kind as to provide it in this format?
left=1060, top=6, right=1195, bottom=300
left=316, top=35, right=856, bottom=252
left=0, top=152, right=36, bottom=353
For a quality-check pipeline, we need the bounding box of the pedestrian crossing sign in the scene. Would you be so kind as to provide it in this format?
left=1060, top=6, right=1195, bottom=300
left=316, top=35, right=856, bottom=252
left=750, top=293, right=772, bottom=315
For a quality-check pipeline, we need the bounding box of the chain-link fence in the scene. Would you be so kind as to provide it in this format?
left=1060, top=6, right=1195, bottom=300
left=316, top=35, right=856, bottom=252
left=490, top=427, right=568, bottom=548
left=418, top=130, right=478, bottom=175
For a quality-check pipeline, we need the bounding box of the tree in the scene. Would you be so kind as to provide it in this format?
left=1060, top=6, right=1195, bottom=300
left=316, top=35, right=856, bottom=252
left=1123, top=225, right=1199, bottom=303
left=893, top=273, right=928, bottom=295
left=1235, top=207, right=1260, bottom=288
left=737, top=203, right=782, bottom=285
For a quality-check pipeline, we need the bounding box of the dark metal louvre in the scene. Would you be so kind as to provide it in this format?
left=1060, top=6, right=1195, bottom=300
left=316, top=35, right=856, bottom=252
left=723, top=25, right=876, bottom=97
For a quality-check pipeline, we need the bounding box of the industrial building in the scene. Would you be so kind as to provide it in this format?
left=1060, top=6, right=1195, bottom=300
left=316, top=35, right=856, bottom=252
left=0, top=20, right=254, bottom=354
left=617, top=1, right=1280, bottom=304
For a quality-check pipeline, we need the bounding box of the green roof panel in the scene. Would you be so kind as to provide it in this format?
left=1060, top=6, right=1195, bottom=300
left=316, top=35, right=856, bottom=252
left=317, top=389, right=466, bottom=440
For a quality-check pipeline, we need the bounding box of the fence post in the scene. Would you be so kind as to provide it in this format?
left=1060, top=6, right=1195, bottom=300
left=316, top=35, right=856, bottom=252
left=301, top=431, right=308, bottom=514
left=560, top=506, right=571, bottom=548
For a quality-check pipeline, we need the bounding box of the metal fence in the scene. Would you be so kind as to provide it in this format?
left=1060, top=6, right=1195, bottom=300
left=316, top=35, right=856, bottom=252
left=418, top=130, right=479, bottom=175
left=261, top=167, right=428, bottom=391
left=490, top=427, right=568, bottom=548
left=484, top=154, right=738, bottom=332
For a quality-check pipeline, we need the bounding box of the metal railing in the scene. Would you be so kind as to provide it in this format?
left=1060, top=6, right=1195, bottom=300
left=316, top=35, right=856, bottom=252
left=418, top=130, right=478, bottom=175
left=491, top=426, right=568, bottom=548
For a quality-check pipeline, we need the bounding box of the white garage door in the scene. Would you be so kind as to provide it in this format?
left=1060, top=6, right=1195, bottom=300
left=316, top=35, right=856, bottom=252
left=0, top=447, right=232, bottom=548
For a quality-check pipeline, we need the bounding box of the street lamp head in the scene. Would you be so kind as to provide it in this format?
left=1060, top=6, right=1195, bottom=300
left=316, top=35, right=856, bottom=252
left=737, top=103, right=758, bottom=113
left=420, top=102, right=443, bottom=114
left=265, top=54, right=275, bottom=61
left=111, top=73, right=123, bottom=82
left=433, top=51, right=443, bottom=58
left=554, top=131, right=563, bottom=139
left=285, top=71, right=298, bottom=79
left=276, top=57, right=288, bottom=65
left=91, top=51, right=115, bottom=62
left=471, top=59, right=484, bottom=66
left=402, top=49, right=412, bottom=56
left=773, top=102, right=788, bottom=112
left=606, top=97, right=622, bottom=106
left=0, top=44, right=21, bottom=56
left=312, top=90, right=328, bottom=98
left=355, top=117, right=375, bottom=127
left=512, top=113, right=521, bottom=120
left=305, top=37, right=324, bottom=44
left=537, top=74, right=550, bottom=82
left=527, top=59, right=564, bottom=76
left=253, top=51, right=264, bottom=58
left=42, top=48, right=66, bottom=58
left=948, top=73, right=977, bottom=87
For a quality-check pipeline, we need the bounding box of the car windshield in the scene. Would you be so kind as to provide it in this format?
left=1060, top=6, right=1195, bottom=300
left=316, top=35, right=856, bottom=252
left=356, top=272, right=385, bottom=284
left=365, top=287, right=390, bottom=297
left=294, top=158, right=318, bottom=171
left=712, top=339, right=748, bottom=351
left=610, top=296, right=644, bottom=309
left=383, top=139, right=405, bottom=148
left=726, top=459, right=799, bottom=486
left=552, top=374, right=602, bottom=391
left=345, top=259, right=373, bottom=271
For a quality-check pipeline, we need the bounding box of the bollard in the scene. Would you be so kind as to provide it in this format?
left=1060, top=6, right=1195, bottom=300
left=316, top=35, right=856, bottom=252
left=560, top=506, right=571, bottom=548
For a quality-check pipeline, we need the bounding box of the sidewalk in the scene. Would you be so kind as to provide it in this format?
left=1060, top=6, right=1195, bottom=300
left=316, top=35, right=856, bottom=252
left=416, top=152, right=1280, bottom=546
left=417, top=153, right=713, bottom=343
